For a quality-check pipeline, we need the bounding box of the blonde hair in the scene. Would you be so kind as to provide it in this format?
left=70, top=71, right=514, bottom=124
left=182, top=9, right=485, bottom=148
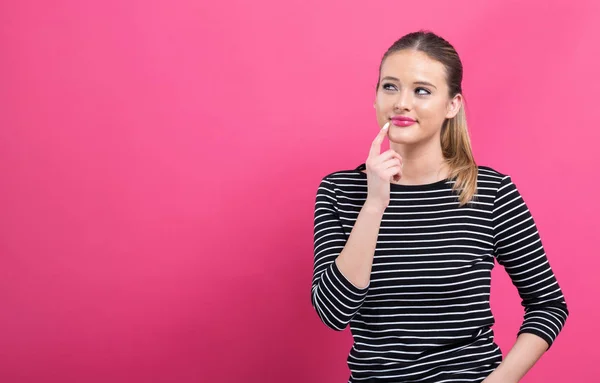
left=441, top=103, right=478, bottom=206
left=377, top=30, right=478, bottom=206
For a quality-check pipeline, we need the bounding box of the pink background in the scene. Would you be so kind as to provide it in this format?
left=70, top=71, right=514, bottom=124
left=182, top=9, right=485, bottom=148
left=1, top=1, right=598, bottom=382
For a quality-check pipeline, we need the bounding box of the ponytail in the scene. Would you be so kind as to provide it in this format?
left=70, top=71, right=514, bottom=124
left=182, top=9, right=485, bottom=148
left=441, top=103, right=478, bottom=206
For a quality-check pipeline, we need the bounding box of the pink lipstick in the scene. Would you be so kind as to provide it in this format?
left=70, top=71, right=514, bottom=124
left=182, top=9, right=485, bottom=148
left=391, top=116, right=417, bottom=127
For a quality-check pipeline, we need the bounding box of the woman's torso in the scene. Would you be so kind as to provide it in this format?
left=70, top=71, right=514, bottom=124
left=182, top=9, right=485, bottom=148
left=334, top=163, right=504, bottom=382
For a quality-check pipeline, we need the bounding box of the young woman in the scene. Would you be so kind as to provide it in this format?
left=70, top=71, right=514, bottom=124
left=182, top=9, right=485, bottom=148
left=311, top=31, right=568, bottom=383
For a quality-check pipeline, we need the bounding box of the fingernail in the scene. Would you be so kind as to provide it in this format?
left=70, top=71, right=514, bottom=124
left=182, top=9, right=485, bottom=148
left=383, top=122, right=390, bottom=130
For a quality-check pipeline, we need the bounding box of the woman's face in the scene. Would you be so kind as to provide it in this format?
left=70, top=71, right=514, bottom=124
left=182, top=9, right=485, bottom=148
left=374, top=49, right=462, bottom=146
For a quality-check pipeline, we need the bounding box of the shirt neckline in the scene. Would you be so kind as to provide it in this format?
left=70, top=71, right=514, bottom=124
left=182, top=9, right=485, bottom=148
left=354, top=163, right=454, bottom=191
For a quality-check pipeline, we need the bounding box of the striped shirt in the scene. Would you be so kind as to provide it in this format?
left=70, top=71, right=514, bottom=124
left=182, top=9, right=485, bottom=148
left=311, top=163, right=568, bottom=383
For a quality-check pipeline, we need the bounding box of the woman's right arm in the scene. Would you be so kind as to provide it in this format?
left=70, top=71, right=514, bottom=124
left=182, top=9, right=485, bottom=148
left=311, top=123, right=402, bottom=331
left=311, top=179, right=386, bottom=331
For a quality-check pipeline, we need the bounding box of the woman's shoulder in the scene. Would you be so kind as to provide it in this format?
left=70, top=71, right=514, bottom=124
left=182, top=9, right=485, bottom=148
left=476, top=165, right=522, bottom=199
left=476, top=164, right=510, bottom=183
left=319, top=163, right=367, bottom=183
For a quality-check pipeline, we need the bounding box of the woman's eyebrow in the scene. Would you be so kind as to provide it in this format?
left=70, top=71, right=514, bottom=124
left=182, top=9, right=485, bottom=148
left=414, top=81, right=437, bottom=89
left=380, top=76, right=437, bottom=89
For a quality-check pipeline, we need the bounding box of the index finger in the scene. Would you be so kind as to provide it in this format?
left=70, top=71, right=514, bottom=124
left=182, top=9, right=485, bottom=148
left=369, top=121, right=390, bottom=158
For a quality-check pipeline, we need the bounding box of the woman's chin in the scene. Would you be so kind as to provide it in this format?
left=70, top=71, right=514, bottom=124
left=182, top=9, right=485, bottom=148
left=388, top=131, right=416, bottom=145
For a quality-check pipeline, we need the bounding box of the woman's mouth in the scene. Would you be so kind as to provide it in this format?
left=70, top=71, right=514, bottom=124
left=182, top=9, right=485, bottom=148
left=390, top=116, right=417, bottom=127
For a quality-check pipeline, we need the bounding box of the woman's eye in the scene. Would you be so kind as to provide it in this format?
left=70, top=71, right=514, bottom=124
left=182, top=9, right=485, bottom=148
left=382, top=83, right=397, bottom=91
left=416, top=87, right=431, bottom=95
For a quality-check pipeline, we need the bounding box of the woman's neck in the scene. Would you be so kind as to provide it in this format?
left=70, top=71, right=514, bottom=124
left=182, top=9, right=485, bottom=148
left=391, top=141, right=449, bottom=185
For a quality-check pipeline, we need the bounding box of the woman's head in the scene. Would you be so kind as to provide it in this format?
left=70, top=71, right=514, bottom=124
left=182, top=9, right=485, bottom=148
left=374, top=30, right=477, bottom=205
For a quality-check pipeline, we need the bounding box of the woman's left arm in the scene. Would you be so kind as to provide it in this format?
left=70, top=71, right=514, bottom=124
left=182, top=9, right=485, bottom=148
left=482, top=333, right=548, bottom=383
left=485, top=175, right=569, bottom=382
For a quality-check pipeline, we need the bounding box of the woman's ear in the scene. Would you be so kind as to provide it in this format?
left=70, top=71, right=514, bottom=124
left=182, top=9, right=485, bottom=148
left=445, top=94, right=463, bottom=119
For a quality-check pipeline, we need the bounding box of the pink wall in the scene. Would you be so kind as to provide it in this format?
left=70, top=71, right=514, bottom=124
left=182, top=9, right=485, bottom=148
left=1, top=1, right=598, bottom=382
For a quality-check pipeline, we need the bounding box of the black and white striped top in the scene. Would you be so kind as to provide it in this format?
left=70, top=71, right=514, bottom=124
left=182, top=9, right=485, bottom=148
left=311, top=163, right=568, bottom=383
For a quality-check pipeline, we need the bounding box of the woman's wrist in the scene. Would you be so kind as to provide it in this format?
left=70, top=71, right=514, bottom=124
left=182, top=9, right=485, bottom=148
left=363, top=198, right=387, bottom=214
left=483, top=365, right=518, bottom=383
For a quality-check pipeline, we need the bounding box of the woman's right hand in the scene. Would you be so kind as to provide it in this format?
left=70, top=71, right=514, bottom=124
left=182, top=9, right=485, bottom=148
left=364, top=122, right=403, bottom=210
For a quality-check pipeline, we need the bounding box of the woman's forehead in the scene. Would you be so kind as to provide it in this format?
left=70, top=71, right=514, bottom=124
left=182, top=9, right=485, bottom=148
left=380, top=50, right=447, bottom=84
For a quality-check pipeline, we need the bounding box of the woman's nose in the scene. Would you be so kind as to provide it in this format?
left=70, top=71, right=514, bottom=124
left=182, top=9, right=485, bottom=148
left=394, top=89, right=412, bottom=111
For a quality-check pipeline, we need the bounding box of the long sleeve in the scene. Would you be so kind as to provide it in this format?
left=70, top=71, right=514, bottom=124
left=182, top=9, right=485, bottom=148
left=311, top=176, right=369, bottom=331
left=493, top=176, right=569, bottom=348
